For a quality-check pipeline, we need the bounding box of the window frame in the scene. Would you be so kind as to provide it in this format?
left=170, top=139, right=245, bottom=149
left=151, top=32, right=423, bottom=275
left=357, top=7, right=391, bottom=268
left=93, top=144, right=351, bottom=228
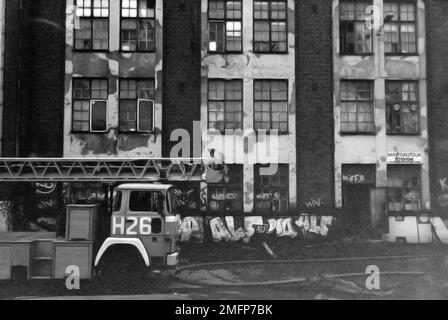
left=118, top=78, right=156, bottom=133
left=72, top=78, right=109, bottom=133
left=254, top=164, right=290, bottom=214
left=207, top=164, right=244, bottom=214
left=386, top=80, right=420, bottom=135
left=387, top=164, right=422, bottom=215
left=207, top=79, right=244, bottom=133
left=340, top=80, right=375, bottom=135
left=74, top=0, right=110, bottom=52
left=253, top=0, right=288, bottom=54
left=383, top=1, right=418, bottom=55
left=120, top=0, right=156, bottom=52
left=253, top=79, right=289, bottom=134
left=207, top=0, right=243, bottom=53
left=339, top=0, right=374, bottom=55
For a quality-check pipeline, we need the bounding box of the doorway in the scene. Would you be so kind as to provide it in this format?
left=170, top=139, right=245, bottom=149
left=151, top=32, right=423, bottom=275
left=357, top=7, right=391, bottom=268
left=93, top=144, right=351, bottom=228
left=343, top=184, right=373, bottom=236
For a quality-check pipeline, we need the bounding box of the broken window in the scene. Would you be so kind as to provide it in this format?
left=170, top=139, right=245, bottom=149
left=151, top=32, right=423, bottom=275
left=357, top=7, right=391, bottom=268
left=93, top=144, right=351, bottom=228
left=384, top=2, right=417, bottom=54
left=386, top=81, right=419, bottom=134
left=208, top=0, right=242, bottom=52
left=119, top=79, right=155, bottom=132
left=340, top=80, right=374, bottom=133
left=254, top=80, right=288, bottom=133
left=208, top=79, right=243, bottom=132
left=254, top=0, right=287, bottom=53
left=387, top=165, right=421, bottom=213
left=75, top=0, right=109, bottom=50
left=121, top=0, right=156, bottom=52
left=255, top=164, right=289, bottom=213
left=208, top=165, right=243, bottom=213
left=72, top=79, right=108, bottom=132
left=339, top=1, right=373, bottom=54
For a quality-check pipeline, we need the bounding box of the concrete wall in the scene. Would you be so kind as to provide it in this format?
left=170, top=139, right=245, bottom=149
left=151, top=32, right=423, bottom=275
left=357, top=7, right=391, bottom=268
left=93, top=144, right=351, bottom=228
left=426, top=0, right=448, bottom=216
left=162, top=0, right=201, bottom=157
left=0, top=0, right=5, bottom=156
left=64, top=0, right=164, bottom=158
left=2, top=0, right=65, bottom=157
left=200, top=0, right=297, bottom=214
left=333, top=0, right=430, bottom=210
left=296, top=0, right=335, bottom=213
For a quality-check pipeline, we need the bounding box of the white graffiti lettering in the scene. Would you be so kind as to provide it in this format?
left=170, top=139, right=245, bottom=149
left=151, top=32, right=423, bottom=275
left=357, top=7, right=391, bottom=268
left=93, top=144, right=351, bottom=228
left=180, top=215, right=335, bottom=243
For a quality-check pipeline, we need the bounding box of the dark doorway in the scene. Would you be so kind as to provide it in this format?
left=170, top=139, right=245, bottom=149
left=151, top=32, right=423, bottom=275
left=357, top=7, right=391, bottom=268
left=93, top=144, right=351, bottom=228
left=342, top=185, right=372, bottom=236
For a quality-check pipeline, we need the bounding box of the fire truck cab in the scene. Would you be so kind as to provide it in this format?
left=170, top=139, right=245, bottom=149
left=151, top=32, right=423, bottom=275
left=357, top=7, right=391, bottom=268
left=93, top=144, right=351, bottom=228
left=94, top=183, right=182, bottom=270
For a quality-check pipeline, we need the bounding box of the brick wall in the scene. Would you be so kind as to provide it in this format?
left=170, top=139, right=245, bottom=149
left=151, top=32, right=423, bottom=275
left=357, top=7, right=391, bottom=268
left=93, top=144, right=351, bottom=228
left=296, top=0, right=335, bottom=212
left=162, top=0, right=202, bottom=157
left=2, top=0, right=64, bottom=157
left=426, top=0, right=448, bottom=214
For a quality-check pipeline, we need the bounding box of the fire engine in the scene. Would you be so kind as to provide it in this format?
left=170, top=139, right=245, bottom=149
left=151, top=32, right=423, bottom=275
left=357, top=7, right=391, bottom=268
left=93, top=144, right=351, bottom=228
left=0, top=158, right=204, bottom=277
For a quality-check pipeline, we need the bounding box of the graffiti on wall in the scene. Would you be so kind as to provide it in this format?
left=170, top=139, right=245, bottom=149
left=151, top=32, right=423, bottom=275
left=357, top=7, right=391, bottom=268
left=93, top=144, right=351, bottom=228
left=304, top=198, right=323, bottom=210
left=179, top=214, right=334, bottom=243
left=439, top=178, right=448, bottom=208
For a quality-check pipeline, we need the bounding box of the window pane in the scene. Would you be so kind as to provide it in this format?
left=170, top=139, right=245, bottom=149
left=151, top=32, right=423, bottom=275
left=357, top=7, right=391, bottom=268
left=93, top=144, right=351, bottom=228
left=139, top=100, right=154, bottom=131
left=209, top=22, right=225, bottom=52
left=139, top=20, right=155, bottom=51
left=209, top=0, right=225, bottom=19
left=91, top=100, right=107, bottom=131
left=121, top=19, right=138, bottom=51
left=92, top=19, right=109, bottom=50
left=226, top=1, right=242, bottom=19
left=91, top=79, right=108, bottom=99
left=74, top=79, right=91, bottom=99
left=75, top=19, right=92, bottom=50
left=119, top=100, right=137, bottom=131
left=387, top=165, right=421, bottom=212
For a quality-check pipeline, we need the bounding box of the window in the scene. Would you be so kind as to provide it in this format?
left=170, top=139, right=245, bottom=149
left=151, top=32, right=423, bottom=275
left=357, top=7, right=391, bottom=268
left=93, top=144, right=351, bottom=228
left=386, top=81, right=419, bottom=134
left=119, top=79, right=155, bottom=132
left=129, top=191, right=164, bottom=212
left=113, top=191, right=122, bottom=212
left=75, top=0, right=109, bottom=50
left=388, top=165, right=421, bottom=213
left=384, top=2, right=416, bottom=54
left=121, top=0, right=156, bottom=52
left=208, top=165, right=243, bottom=213
left=72, top=79, right=108, bottom=132
left=340, top=80, right=374, bottom=133
left=254, top=0, right=287, bottom=53
left=208, top=0, right=242, bottom=52
left=254, top=80, right=288, bottom=133
left=255, top=164, right=289, bottom=213
left=208, top=79, right=243, bottom=132
left=339, top=1, right=373, bottom=54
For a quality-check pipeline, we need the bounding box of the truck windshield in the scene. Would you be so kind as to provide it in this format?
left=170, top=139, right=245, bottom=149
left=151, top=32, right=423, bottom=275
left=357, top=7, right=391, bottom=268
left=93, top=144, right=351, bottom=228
left=129, top=191, right=164, bottom=213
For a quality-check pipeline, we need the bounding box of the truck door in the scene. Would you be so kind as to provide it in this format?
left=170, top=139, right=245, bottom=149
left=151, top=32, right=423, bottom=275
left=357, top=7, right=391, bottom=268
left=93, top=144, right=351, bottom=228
left=126, top=191, right=164, bottom=237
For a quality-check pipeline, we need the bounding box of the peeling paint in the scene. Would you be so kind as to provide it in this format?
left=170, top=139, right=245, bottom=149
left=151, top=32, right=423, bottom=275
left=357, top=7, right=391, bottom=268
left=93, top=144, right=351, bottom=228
left=64, top=0, right=164, bottom=158
left=200, top=0, right=297, bottom=214
left=333, top=0, right=430, bottom=208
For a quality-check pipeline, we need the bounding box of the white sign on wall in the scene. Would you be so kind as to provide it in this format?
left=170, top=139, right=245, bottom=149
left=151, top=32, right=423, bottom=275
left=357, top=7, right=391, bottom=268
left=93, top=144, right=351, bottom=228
left=387, top=152, right=423, bottom=164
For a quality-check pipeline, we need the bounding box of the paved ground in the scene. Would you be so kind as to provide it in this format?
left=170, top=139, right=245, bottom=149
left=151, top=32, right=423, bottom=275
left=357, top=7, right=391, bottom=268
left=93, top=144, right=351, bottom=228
left=2, top=240, right=448, bottom=300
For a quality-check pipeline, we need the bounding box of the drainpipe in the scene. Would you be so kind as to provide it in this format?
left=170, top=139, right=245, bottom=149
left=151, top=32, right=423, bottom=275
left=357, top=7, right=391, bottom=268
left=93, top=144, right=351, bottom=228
left=0, top=0, right=5, bottom=156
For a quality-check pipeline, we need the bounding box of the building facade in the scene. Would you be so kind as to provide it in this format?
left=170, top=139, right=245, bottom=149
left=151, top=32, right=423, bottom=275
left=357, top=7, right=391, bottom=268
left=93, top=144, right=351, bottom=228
left=199, top=0, right=297, bottom=216
left=333, top=0, right=430, bottom=237
left=0, top=0, right=447, bottom=241
left=64, top=0, right=164, bottom=158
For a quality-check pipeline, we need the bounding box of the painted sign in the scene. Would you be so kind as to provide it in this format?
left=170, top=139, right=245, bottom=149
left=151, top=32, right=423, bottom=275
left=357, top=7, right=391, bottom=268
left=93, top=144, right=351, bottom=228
left=179, top=214, right=335, bottom=243
left=387, top=152, right=423, bottom=164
